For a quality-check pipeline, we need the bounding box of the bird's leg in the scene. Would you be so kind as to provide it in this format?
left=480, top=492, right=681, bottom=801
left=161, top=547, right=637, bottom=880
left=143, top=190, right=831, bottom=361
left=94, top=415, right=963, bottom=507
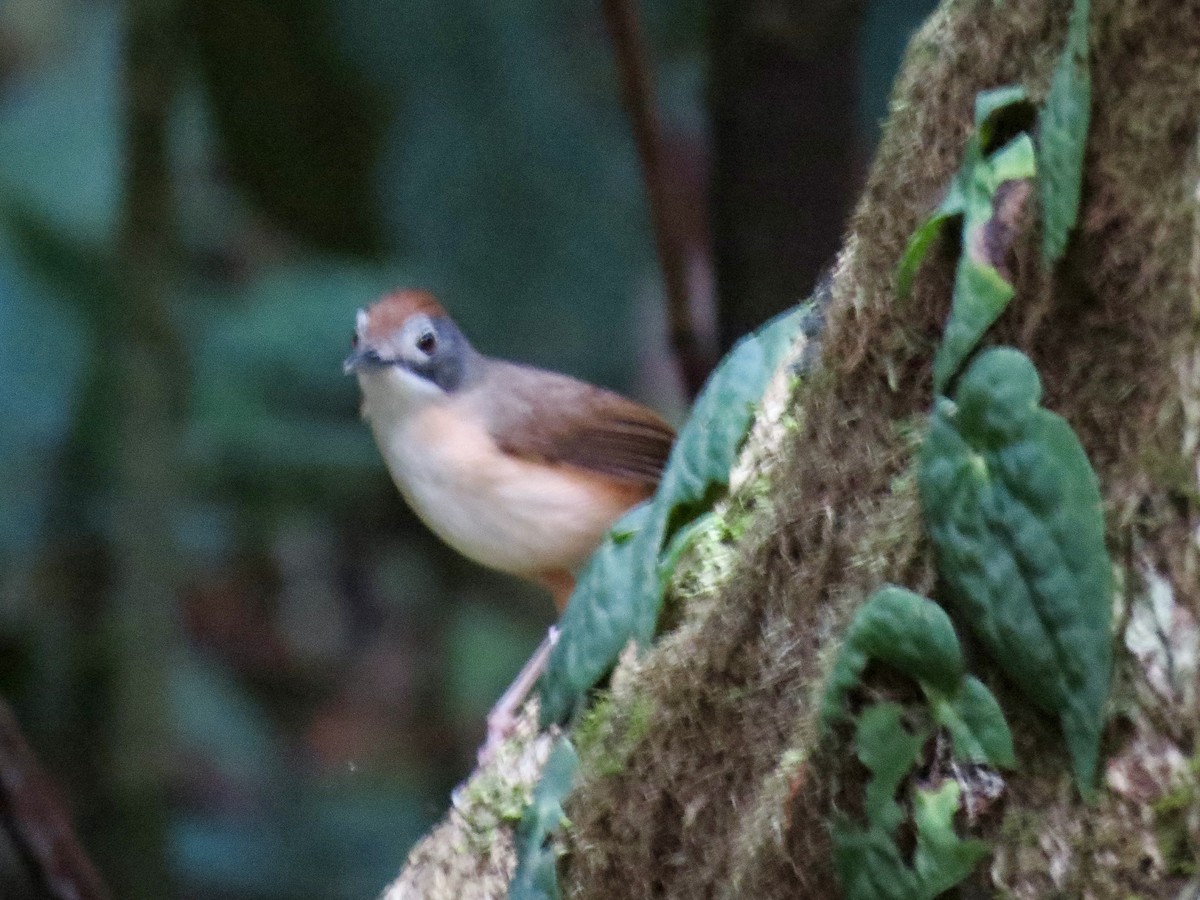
left=480, top=626, right=559, bottom=762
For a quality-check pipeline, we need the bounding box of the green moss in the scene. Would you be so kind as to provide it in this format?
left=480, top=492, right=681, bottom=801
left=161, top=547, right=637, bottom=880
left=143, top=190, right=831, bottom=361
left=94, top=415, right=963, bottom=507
left=666, top=473, right=772, bottom=608
left=461, top=769, right=530, bottom=827
left=1152, top=754, right=1200, bottom=876
left=574, top=690, right=656, bottom=779
left=572, top=693, right=616, bottom=762
left=998, top=805, right=1049, bottom=851
left=1139, top=444, right=1200, bottom=503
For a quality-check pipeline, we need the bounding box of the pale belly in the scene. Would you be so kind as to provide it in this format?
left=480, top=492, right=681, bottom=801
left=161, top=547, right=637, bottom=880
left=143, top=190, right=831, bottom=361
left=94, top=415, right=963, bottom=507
left=371, top=406, right=643, bottom=577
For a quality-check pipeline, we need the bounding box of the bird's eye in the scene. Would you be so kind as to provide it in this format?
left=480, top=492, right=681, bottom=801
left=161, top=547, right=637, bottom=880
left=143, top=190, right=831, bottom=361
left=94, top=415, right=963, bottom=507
left=351, top=332, right=359, bottom=349
left=416, top=331, right=437, bottom=355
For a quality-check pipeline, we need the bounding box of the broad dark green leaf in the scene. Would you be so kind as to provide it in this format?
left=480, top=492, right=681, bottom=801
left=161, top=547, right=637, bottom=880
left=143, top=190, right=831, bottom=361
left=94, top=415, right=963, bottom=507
left=1038, top=0, right=1091, bottom=264
left=931, top=135, right=1036, bottom=393
left=856, top=703, right=928, bottom=836
left=540, top=303, right=817, bottom=726
left=651, top=302, right=818, bottom=542
left=821, top=585, right=965, bottom=726
left=919, top=347, right=1112, bottom=795
left=912, top=781, right=990, bottom=896
left=509, top=737, right=580, bottom=900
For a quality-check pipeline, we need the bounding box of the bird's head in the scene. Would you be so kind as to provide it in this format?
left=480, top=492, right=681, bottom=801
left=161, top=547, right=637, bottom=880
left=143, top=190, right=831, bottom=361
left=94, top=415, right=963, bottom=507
left=345, top=290, right=480, bottom=413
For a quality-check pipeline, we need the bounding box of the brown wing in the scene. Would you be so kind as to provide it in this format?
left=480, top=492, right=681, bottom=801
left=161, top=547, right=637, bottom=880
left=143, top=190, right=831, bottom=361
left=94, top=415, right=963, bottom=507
left=478, top=360, right=675, bottom=486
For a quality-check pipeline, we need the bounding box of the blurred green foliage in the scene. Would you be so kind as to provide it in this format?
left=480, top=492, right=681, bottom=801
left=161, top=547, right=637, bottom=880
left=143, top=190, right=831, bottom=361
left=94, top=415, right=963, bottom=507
left=0, top=0, right=935, bottom=895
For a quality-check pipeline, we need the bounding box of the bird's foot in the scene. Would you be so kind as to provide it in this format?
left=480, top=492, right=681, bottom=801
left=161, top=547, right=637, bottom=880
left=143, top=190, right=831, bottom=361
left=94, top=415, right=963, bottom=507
left=476, top=626, right=559, bottom=766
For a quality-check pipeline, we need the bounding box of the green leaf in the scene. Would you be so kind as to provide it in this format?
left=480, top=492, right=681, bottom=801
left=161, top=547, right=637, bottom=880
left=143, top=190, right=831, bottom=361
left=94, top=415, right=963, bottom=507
left=856, top=703, right=929, bottom=835
left=822, top=585, right=965, bottom=726
left=656, top=510, right=720, bottom=584
left=931, top=676, right=1016, bottom=768
left=509, top=737, right=580, bottom=900
left=651, top=302, right=817, bottom=544
left=830, top=781, right=990, bottom=900
left=912, top=781, right=990, bottom=896
left=896, top=85, right=1032, bottom=298
left=934, top=257, right=1014, bottom=395
left=830, top=819, right=923, bottom=900
left=985, top=133, right=1038, bottom=186
left=538, top=503, right=657, bottom=726
left=1038, top=0, right=1091, bottom=263
left=540, top=303, right=817, bottom=726
left=931, top=134, right=1037, bottom=393
left=896, top=181, right=965, bottom=299
left=919, top=347, right=1112, bottom=795
left=973, top=85, right=1032, bottom=143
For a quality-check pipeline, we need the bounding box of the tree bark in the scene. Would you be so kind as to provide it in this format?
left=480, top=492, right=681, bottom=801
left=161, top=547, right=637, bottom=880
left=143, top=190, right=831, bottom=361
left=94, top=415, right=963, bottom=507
left=384, top=0, right=1200, bottom=896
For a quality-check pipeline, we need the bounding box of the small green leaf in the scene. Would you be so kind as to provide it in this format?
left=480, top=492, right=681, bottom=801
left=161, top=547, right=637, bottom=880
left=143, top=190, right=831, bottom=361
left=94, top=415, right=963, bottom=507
left=540, top=303, right=818, bottom=726
left=656, top=510, right=719, bottom=585
left=822, top=586, right=965, bottom=726
left=1038, top=0, right=1091, bottom=263
left=896, top=85, right=1033, bottom=298
left=856, top=703, right=929, bottom=835
left=931, top=676, right=1016, bottom=768
left=931, top=134, right=1036, bottom=393
left=912, top=781, right=990, bottom=896
left=973, top=85, right=1032, bottom=143
left=896, top=182, right=965, bottom=300
left=933, top=259, right=1014, bottom=396
left=919, top=347, right=1112, bottom=795
left=509, top=737, right=580, bottom=900
left=985, top=133, right=1038, bottom=187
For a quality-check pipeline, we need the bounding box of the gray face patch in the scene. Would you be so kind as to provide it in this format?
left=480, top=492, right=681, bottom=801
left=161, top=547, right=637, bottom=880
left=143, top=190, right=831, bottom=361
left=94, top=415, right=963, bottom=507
left=344, top=314, right=480, bottom=392
left=404, top=316, right=475, bottom=392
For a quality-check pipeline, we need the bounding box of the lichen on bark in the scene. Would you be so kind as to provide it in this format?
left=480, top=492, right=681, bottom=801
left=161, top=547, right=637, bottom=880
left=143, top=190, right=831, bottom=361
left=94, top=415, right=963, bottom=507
left=382, top=0, right=1200, bottom=896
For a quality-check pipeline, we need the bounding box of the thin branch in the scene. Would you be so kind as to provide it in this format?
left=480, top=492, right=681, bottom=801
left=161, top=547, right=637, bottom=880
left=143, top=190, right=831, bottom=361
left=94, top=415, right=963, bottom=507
left=601, top=0, right=711, bottom=397
left=0, top=699, right=110, bottom=900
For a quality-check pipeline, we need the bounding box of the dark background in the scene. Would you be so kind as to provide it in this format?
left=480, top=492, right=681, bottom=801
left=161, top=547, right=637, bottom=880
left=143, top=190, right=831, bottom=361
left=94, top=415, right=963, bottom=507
left=0, top=0, right=934, bottom=896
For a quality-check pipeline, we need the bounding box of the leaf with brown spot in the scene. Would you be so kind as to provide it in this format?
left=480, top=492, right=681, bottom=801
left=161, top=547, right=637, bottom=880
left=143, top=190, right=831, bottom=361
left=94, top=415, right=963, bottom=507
left=932, top=135, right=1036, bottom=393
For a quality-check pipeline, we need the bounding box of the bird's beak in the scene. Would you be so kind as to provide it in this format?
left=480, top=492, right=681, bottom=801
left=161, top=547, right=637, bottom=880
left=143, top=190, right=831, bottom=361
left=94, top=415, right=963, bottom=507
left=343, top=346, right=385, bottom=374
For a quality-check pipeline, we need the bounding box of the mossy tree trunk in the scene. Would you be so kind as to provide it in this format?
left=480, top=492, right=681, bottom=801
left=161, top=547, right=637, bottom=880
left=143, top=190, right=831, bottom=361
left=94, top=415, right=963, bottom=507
left=385, top=0, right=1200, bottom=896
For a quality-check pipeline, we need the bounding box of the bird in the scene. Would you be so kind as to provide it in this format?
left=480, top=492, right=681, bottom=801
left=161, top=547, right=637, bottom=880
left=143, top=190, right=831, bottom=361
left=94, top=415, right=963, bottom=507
left=345, top=289, right=675, bottom=750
